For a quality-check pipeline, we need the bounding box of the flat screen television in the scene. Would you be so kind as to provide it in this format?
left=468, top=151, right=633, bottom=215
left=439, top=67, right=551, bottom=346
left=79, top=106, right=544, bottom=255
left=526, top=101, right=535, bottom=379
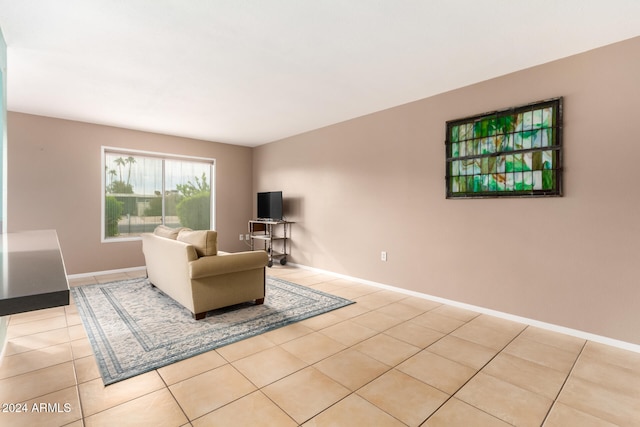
left=257, top=191, right=283, bottom=220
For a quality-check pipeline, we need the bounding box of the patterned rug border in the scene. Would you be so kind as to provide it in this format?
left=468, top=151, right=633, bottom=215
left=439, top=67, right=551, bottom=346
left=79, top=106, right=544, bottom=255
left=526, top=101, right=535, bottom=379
left=71, top=276, right=354, bottom=385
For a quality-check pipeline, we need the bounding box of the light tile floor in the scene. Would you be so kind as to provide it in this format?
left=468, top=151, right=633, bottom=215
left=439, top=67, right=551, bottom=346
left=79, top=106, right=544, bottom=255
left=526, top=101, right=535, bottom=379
left=1, top=266, right=640, bottom=426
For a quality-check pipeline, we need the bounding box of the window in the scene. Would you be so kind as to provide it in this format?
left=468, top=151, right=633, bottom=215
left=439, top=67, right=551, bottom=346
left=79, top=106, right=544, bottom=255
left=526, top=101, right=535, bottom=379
left=445, top=97, right=563, bottom=198
left=102, top=147, right=215, bottom=241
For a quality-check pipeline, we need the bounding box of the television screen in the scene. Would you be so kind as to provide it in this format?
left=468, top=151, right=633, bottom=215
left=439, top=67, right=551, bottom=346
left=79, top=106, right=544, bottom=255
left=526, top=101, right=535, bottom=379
left=257, top=191, right=283, bottom=220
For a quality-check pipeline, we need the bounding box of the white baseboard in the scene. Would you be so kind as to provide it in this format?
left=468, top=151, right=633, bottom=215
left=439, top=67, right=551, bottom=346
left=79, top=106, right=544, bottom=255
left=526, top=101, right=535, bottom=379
left=67, top=266, right=146, bottom=280
left=288, top=262, right=640, bottom=354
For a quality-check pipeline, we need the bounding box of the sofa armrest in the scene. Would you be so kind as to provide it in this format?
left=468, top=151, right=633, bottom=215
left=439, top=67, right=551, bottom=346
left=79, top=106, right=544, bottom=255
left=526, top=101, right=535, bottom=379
left=189, top=250, right=269, bottom=279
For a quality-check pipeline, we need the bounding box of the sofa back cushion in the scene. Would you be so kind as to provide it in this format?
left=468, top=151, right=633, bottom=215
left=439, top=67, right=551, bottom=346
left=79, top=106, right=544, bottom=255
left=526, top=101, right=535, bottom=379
left=177, top=229, right=218, bottom=257
left=153, top=225, right=189, bottom=240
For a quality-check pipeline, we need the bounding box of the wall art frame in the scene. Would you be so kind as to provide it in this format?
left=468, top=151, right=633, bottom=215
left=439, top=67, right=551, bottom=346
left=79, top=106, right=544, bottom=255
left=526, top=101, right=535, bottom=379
left=445, top=97, right=563, bottom=199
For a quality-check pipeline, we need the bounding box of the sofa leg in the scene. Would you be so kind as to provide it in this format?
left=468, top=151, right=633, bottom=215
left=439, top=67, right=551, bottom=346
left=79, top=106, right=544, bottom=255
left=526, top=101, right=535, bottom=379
left=255, top=298, right=265, bottom=305
left=194, top=312, right=206, bottom=320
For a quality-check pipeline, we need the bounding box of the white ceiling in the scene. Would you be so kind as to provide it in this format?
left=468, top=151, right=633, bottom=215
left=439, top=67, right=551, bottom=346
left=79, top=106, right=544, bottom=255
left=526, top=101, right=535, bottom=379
left=1, top=1, right=639, bottom=147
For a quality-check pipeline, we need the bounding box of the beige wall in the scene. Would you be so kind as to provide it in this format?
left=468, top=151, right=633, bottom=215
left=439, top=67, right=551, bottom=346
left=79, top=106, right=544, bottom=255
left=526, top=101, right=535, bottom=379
left=7, top=113, right=254, bottom=274
left=253, top=37, right=640, bottom=345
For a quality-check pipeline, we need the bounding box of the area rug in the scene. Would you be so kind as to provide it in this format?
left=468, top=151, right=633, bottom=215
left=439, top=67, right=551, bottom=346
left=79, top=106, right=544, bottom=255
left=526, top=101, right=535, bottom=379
left=71, top=276, right=354, bottom=385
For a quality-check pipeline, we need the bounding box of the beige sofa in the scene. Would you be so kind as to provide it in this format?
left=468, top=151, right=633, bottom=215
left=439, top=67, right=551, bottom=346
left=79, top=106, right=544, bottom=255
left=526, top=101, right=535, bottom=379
left=141, top=225, right=269, bottom=320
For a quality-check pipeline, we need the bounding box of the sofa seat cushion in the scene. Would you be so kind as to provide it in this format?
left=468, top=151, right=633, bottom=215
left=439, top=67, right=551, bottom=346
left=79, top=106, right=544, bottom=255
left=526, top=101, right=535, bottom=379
left=189, top=250, right=268, bottom=278
left=177, top=229, right=218, bottom=257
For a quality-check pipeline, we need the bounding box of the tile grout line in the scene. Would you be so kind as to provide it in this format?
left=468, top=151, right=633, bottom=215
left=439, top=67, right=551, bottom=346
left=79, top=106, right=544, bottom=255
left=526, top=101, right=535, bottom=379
left=67, top=303, right=87, bottom=426
left=111, top=273, right=349, bottom=425
left=70, top=278, right=91, bottom=426
left=227, top=363, right=299, bottom=426
left=294, top=306, right=496, bottom=425
left=157, top=365, right=194, bottom=426
left=20, top=268, right=632, bottom=426
left=193, top=278, right=418, bottom=425
left=417, top=322, right=531, bottom=426
left=268, top=283, right=487, bottom=425
left=539, top=339, right=588, bottom=426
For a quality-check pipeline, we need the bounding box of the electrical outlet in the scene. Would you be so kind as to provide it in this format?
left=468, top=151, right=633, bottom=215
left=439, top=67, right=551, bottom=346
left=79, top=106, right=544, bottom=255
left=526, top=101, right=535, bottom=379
left=245, top=234, right=251, bottom=241
left=239, top=234, right=244, bottom=241
left=381, top=251, right=387, bottom=262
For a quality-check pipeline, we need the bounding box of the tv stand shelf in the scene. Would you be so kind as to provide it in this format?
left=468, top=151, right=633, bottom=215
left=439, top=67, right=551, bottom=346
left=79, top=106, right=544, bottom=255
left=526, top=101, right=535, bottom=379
left=249, top=220, right=293, bottom=268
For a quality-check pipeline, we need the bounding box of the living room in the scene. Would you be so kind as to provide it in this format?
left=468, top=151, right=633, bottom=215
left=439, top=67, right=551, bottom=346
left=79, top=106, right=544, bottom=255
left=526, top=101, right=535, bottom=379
left=5, top=11, right=640, bottom=350
left=1, top=2, right=640, bottom=426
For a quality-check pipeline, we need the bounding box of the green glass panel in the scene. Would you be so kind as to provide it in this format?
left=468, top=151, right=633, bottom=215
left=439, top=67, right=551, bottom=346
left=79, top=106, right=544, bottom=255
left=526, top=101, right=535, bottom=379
left=532, top=109, right=543, bottom=129
left=451, top=160, right=459, bottom=176
left=514, top=172, right=524, bottom=190
left=523, top=171, right=533, bottom=190
left=459, top=140, right=466, bottom=157
left=451, top=125, right=459, bottom=143
left=542, top=150, right=554, bottom=170
left=523, top=152, right=532, bottom=171
left=542, top=128, right=552, bottom=147
left=481, top=157, right=489, bottom=174
left=516, top=113, right=524, bottom=132
left=489, top=156, right=497, bottom=173
left=513, top=153, right=523, bottom=172
left=486, top=137, right=497, bottom=154
left=451, top=142, right=459, bottom=158
left=508, top=114, right=518, bottom=133
left=531, top=129, right=542, bottom=148
left=472, top=139, right=481, bottom=155
left=459, top=176, right=466, bottom=192
left=496, top=173, right=506, bottom=191
left=451, top=177, right=459, bottom=193
left=505, top=155, right=514, bottom=172
left=481, top=119, right=489, bottom=137
left=466, top=140, right=474, bottom=156
left=489, top=174, right=498, bottom=191
left=459, top=123, right=468, bottom=141
left=514, top=132, right=523, bottom=150
left=498, top=114, right=517, bottom=135
left=523, top=111, right=533, bottom=131
left=503, top=134, right=513, bottom=151
left=481, top=174, right=490, bottom=191
left=474, top=121, right=483, bottom=138
left=542, top=170, right=554, bottom=190
left=497, top=155, right=506, bottom=173
left=496, top=135, right=505, bottom=151
left=496, top=116, right=506, bottom=134
left=533, top=151, right=542, bottom=170
left=506, top=173, right=514, bottom=191
left=467, top=176, right=474, bottom=192
left=473, top=158, right=482, bottom=175
left=542, top=107, right=553, bottom=128
left=461, top=159, right=474, bottom=175
left=488, top=118, right=497, bottom=136
left=533, top=171, right=542, bottom=190
left=522, top=132, right=532, bottom=149
left=483, top=119, right=490, bottom=137
left=473, top=175, right=483, bottom=192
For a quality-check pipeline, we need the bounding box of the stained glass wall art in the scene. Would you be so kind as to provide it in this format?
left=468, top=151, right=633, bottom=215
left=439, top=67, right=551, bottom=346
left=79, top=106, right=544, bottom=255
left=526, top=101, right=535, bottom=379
left=446, top=98, right=562, bottom=198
